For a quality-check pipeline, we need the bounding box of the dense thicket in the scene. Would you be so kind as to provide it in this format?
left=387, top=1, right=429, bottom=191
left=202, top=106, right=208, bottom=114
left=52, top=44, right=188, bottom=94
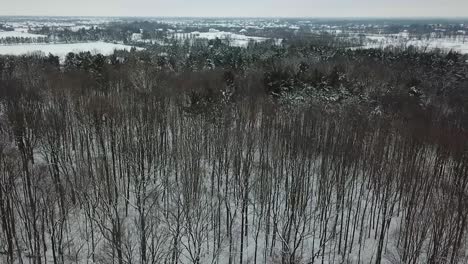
left=0, top=42, right=467, bottom=264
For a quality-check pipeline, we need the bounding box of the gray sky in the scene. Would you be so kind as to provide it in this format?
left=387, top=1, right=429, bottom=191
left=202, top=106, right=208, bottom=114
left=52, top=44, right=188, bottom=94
left=2, top=0, right=468, bottom=17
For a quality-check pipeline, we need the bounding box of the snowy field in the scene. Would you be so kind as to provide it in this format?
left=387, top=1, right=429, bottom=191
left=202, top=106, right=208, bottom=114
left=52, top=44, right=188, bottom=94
left=0, top=41, right=142, bottom=59
left=356, top=35, right=468, bottom=54
left=0, top=30, right=46, bottom=39
left=393, top=38, right=468, bottom=54
left=172, top=30, right=274, bottom=47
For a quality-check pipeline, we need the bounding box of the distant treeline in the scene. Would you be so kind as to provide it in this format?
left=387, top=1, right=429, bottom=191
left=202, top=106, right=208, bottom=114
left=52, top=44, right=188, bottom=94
left=0, top=36, right=49, bottom=45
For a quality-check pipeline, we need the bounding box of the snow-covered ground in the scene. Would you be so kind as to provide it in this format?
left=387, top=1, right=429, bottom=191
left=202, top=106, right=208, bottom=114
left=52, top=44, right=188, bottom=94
left=0, top=41, right=142, bottom=59
left=0, top=31, right=47, bottom=39
left=402, top=38, right=468, bottom=53
left=356, top=34, right=468, bottom=54
left=69, top=25, right=94, bottom=32
left=172, top=30, right=273, bottom=47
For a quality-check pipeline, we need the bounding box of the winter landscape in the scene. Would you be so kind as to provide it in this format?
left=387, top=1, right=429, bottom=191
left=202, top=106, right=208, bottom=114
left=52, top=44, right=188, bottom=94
left=1, top=1, right=468, bottom=264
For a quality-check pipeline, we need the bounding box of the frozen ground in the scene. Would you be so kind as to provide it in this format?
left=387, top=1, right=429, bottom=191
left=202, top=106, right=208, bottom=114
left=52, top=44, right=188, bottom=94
left=0, top=41, right=142, bottom=59
left=172, top=30, right=275, bottom=47
left=69, top=25, right=94, bottom=32
left=356, top=35, right=468, bottom=54
left=402, top=38, right=468, bottom=54
left=0, top=31, right=46, bottom=39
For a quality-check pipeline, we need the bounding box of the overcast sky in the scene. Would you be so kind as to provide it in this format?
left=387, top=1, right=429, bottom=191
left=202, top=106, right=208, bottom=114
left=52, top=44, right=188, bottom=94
left=2, top=0, right=468, bottom=18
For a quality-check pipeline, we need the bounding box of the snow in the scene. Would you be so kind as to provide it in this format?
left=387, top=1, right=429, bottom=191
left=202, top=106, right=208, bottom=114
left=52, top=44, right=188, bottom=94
left=69, top=25, right=93, bottom=32
left=366, top=34, right=387, bottom=41
left=356, top=35, right=468, bottom=54
left=396, top=31, right=410, bottom=39
left=0, top=31, right=46, bottom=39
left=131, top=33, right=143, bottom=41
left=172, top=31, right=270, bottom=47
left=14, top=28, right=29, bottom=33
left=405, top=38, right=468, bottom=54
left=0, top=42, right=142, bottom=59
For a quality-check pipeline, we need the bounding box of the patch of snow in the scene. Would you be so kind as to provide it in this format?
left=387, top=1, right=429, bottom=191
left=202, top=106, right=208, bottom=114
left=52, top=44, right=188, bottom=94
left=0, top=31, right=46, bottom=39
left=68, top=25, right=92, bottom=32
left=131, top=33, right=143, bottom=41
left=172, top=31, right=272, bottom=47
left=14, top=28, right=29, bottom=33
left=366, top=34, right=387, bottom=41
left=0, top=41, right=142, bottom=60
left=356, top=35, right=468, bottom=54
left=405, top=38, right=468, bottom=53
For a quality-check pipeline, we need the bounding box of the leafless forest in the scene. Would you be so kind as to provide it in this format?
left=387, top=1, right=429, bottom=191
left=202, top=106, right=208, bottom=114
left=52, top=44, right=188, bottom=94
left=0, top=42, right=468, bottom=264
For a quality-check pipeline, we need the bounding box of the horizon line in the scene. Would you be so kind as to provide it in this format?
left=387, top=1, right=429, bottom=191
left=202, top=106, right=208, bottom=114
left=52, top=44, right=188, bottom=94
left=1, top=14, right=468, bottom=20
